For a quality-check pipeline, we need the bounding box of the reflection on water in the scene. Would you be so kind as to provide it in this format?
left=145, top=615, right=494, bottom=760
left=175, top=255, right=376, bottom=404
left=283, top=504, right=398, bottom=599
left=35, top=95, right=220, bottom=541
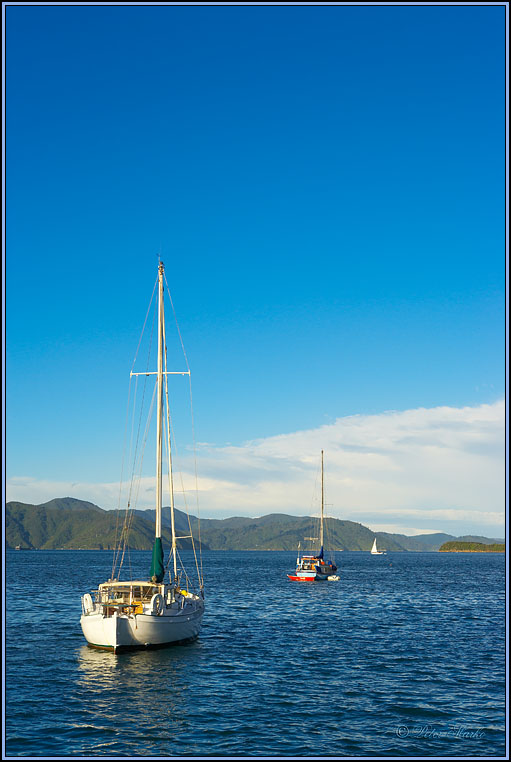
left=77, top=641, right=199, bottom=706
left=75, top=642, right=205, bottom=754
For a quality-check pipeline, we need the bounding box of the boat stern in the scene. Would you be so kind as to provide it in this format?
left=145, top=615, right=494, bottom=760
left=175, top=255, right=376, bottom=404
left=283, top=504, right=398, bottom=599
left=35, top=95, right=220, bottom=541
left=80, top=610, right=128, bottom=652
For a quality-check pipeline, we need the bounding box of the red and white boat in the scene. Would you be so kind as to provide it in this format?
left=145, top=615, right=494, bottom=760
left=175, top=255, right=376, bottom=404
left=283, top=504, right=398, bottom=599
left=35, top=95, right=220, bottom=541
left=287, top=547, right=338, bottom=581
left=288, top=451, right=339, bottom=582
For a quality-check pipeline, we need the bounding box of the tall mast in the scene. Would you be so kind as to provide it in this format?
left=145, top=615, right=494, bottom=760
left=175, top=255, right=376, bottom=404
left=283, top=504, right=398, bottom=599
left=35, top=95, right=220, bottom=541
left=150, top=261, right=165, bottom=583
left=320, top=449, right=324, bottom=549
left=156, top=261, right=164, bottom=538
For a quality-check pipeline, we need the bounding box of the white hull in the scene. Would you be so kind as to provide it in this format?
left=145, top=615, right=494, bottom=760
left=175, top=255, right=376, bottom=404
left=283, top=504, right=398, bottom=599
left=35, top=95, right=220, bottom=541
left=81, top=599, right=204, bottom=651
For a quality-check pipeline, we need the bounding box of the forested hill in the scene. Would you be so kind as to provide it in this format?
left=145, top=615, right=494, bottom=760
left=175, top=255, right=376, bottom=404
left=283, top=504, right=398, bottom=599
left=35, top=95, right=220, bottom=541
left=6, top=498, right=198, bottom=552
left=6, top=498, right=504, bottom=552
left=439, top=541, right=505, bottom=552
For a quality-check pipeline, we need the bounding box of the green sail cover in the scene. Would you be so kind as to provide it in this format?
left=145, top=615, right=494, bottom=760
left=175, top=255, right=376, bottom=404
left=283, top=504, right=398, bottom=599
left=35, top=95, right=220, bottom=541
left=150, top=537, right=165, bottom=582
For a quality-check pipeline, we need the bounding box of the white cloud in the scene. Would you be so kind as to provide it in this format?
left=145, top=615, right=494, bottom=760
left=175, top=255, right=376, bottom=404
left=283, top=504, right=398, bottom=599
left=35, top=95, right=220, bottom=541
left=364, top=524, right=446, bottom=537
left=7, top=400, right=506, bottom=536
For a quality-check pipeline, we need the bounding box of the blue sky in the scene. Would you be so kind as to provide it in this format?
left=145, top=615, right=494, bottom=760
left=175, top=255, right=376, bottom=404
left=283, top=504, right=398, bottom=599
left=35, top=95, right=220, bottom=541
left=5, top=4, right=506, bottom=536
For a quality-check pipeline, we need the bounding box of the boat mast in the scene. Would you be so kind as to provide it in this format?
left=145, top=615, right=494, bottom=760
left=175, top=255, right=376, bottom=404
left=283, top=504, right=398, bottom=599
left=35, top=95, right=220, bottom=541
left=320, top=449, right=324, bottom=549
left=150, top=261, right=165, bottom=583
left=156, top=262, right=164, bottom=538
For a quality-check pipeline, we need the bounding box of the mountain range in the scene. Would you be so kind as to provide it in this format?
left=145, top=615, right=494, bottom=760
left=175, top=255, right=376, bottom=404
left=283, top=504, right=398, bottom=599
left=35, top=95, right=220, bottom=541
left=6, top=497, right=504, bottom=552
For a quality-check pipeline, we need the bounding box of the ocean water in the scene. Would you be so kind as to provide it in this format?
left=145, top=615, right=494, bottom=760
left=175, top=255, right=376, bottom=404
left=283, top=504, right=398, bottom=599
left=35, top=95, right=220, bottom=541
left=4, top=549, right=507, bottom=758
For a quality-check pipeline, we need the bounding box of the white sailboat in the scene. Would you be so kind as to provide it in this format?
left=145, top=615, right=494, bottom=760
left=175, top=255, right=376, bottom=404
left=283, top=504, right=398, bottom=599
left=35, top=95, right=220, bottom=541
left=80, top=261, right=204, bottom=652
left=370, top=537, right=386, bottom=555
left=288, top=450, right=340, bottom=581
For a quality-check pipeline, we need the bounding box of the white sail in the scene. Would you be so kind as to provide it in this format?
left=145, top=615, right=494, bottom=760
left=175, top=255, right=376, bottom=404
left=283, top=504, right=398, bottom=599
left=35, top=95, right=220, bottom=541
left=371, top=537, right=385, bottom=555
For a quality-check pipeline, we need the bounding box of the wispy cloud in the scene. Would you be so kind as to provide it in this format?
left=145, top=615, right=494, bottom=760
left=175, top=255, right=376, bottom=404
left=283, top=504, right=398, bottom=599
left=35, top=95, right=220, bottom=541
left=7, top=400, right=505, bottom=536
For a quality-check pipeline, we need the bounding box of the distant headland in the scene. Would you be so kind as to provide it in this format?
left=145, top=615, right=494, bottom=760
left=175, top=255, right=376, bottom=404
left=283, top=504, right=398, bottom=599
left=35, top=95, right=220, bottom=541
left=439, top=541, right=505, bottom=553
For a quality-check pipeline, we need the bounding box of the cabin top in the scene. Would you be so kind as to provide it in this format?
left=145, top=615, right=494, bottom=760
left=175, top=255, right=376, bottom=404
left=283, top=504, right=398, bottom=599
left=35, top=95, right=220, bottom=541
left=98, top=581, right=163, bottom=592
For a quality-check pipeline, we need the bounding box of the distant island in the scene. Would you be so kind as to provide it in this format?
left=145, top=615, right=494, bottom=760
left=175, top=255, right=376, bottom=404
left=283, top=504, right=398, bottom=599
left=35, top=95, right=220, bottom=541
left=439, top=541, right=505, bottom=553
left=6, top=497, right=505, bottom=553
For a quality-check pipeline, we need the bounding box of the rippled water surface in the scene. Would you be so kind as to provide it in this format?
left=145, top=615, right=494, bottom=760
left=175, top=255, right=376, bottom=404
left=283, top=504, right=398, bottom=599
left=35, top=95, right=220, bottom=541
left=5, top=550, right=506, bottom=757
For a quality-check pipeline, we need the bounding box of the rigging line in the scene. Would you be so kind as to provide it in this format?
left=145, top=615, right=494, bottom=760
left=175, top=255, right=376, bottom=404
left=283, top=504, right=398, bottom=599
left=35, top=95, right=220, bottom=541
left=187, top=372, right=204, bottom=589
left=163, top=270, right=190, bottom=371
left=129, top=381, right=158, bottom=519
left=122, top=511, right=135, bottom=583
left=308, top=460, right=322, bottom=550
left=117, top=380, right=158, bottom=578
left=162, top=321, right=176, bottom=579
left=164, top=384, right=202, bottom=591
left=131, top=275, right=158, bottom=373
left=127, top=376, right=138, bottom=499
left=119, top=288, right=157, bottom=579
left=114, top=286, right=158, bottom=579
left=125, top=300, right=157, bottom=511
left=111, top=373, right=133, bottom=580
left=163, top=272, right=203, bottom=588
left=160, top=281, right=203, bottom=590
left=162, top=417, right=177, bottom=574
left=112, top=374, right=138, bottom=579
left=126, top=378, right=143, bottom=505
left=112, top=389, right=136, bottom=578
left=131, top=380, right=157, bottom=507
left=175, top=547, right=191, bottom=591
left=161, top=331, right=201, bottom=590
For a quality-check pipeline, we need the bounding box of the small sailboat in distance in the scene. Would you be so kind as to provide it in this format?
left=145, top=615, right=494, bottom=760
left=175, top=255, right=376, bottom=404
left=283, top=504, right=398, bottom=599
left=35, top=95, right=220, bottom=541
left=288, top=451, right=339, bottom=581
left=370, top=537, right=386, bottom=555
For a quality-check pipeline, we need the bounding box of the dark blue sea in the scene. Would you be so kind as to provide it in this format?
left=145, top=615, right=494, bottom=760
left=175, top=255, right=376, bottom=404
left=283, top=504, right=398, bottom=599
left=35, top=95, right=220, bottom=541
left=4, top=550, right=507, bottom=758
